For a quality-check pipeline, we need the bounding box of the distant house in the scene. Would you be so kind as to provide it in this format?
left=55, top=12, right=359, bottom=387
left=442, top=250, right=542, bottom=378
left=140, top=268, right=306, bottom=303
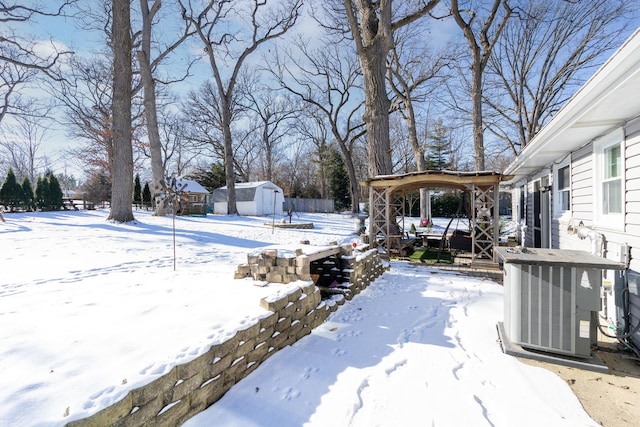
left=212, top=181, right=284, bottom=216
left=174, top=179, right=209, bottom=216
left=501, top=28, right=640, bottom=351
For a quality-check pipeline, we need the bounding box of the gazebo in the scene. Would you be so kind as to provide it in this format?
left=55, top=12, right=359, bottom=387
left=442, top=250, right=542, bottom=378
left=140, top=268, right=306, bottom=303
left=361, top=170, right=512, bottom=263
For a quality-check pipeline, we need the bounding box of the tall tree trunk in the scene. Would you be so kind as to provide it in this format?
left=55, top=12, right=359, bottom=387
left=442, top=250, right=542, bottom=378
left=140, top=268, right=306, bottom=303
left=317, top=140, right=328, bottom=199
left=361, top=44, right=393, bottom=177
left=451, top=0, right=511, bottom=172
left=108, top=0, right=134, bottom=222
left=402, top=96, right=432, bottom=220
left=136, top=51, right=168, bottom=215
left=342, top=0, right=438, bottom=177
left=343, top=153, right=360, bottom=214
left=407, top=109, right=431, bottom=220
left=263, top=124, right=272, bottom=181
left=137, top=0, right=169, bottom=215
left=471, top=58, right=485, bottom=171
left=221, top=101, right=238, bottom=214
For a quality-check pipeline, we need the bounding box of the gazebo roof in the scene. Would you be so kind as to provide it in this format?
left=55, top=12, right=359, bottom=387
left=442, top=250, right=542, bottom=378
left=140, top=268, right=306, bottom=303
left=360, top=170, right=512, bottom=193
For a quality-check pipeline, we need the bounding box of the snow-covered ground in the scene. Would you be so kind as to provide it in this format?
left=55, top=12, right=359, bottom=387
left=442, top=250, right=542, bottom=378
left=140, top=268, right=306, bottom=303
left=0, top=209, right=595, bottom=426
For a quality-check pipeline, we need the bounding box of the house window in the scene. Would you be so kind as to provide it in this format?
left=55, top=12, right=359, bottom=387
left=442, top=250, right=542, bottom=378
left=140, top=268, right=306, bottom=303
left=593, top=128, right=624, bottom=229
left=557, top=164, right=570, bottom=212
left=519, top=185, right=525, bottom=220
left=602, top=143, right=622, bottom=214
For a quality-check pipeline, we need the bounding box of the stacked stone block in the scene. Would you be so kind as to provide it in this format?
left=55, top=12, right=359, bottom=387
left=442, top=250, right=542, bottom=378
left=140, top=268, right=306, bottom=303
left=235, top=244, right=370, bottom=287
left=235, top=249, right=299, bottom=283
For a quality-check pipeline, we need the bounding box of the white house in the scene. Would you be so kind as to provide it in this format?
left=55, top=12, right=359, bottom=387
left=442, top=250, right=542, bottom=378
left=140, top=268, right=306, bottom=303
left=501, top=28, right=640, bottom=352
left=212, top=181, right=284, bottom=216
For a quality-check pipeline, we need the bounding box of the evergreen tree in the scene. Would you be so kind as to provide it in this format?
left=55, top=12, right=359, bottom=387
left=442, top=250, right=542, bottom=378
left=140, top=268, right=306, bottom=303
left=142, top=182, right=152, bottom=210
left=184, top=162, right=227, bottom=192
left=35, top=176, right=49, bottom=211
left=48, top=174, right=64, bottom=210
left=0, top=168, right=21, bottom=212
left=133, top=174, right=142, bottom=208
left=327, top=148, right=351, bottom=212
left=21, top=177, right=35, bottom=211
left=426, top=119, right=452, bottom=171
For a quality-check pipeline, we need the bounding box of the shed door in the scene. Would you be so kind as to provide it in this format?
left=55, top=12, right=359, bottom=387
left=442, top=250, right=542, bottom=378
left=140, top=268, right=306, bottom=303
left=262, top=188, right=276, bottom=215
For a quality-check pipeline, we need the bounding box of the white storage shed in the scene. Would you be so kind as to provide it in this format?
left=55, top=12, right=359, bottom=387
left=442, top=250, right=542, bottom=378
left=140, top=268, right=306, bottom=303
left=212, top=181, right=284, bottom=216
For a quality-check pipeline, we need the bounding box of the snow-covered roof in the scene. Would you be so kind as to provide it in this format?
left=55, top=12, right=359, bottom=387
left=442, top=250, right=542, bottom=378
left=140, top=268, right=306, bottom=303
left=174, top=179, right=209, bottom=194
left=221, top=181, right=278, bottom=190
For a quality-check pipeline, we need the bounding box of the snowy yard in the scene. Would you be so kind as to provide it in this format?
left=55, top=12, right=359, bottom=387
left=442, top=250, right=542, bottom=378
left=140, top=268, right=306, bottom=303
left=0, top=209, right=596, bottom=426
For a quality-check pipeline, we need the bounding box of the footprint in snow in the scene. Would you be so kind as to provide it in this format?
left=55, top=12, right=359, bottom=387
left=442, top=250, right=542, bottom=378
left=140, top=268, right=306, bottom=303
left=301, top=366, right=319, bottom=380
left=332, top=348, right=347, bottom=357
left=282, top=387, right=301, bottom=401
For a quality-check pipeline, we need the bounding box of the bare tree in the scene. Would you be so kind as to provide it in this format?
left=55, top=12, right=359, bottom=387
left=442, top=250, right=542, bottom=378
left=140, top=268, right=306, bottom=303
left=0, top=59, right=36, bottom=124
left=451, top=0, right=512, bottom=171
left=271, top=37, right=365, bottom=213
left=389, top=113, right=414, bottom=173
left=50, top=54, right=146, bottom=180
left=53, top=55, right=113, bottom=175
left=486, top=0, right=635, bottom=155
left=320, top=0, right=439, bottom=178
left=0, top=1, right=76, bottom=124
left=157, top=108, right=202, bottom=178
left=242, top=82, right=297, bottom=182
left=182, top=82, right=225, bottom=156
left=278, top=138, right=322, bottom=199
left=0, top=99, right=53, bottom=182
left=108, top=0, right=134, bottom=222
left=181, top=80, right=258, bottom=181
left=135, top=0, right=196, bottom=215
left=292, top=105, right=332, bottom=199
left=180, top=0, right=302, bottom=215
left=387, top=26, right=451, bottom=218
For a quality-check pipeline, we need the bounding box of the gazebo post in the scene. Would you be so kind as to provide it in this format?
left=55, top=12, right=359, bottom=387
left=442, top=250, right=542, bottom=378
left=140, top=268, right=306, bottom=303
left=470, top=184, right=477, bottom=260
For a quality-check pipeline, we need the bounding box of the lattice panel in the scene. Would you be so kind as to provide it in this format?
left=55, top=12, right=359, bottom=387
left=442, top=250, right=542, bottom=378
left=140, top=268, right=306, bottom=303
left=471, top=184, right=497, bottom=260
left=390, top=193, right=404, bottom=229
left=369, top=187, right=387, bottom=247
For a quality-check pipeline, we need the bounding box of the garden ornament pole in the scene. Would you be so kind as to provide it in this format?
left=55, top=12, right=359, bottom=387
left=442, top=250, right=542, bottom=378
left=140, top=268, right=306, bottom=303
left=157, top=176, right=188, bottom=271
left=272, top=190, right=280, bottom=234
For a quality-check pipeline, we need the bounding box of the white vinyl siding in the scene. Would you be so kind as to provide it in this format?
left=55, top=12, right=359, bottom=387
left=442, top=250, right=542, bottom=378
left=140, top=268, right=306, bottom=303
left=625, top=129, right=640, bottom=236
left=570, top=146, right=593, bottom=224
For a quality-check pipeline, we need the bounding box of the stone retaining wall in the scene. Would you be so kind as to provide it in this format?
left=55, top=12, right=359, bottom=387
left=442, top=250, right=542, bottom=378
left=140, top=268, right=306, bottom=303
left=67, top=249, right=385, bottom=427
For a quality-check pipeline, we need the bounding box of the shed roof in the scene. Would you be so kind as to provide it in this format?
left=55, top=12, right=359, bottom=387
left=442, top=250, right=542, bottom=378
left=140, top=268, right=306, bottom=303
left=175, top=179, right=209, bottom=194
left=212, top=181, right=282, bottom=203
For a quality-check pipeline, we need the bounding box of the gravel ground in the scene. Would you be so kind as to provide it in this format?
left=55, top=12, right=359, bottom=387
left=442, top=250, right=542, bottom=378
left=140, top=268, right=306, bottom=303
left=520, top=332, right=640, bottom=427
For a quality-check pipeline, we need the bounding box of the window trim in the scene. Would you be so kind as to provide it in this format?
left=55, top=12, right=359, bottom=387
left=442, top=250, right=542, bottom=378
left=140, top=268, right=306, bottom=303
left=553, top=162, right=571, bottom=219
left=593, top=129, right=625, bottom=230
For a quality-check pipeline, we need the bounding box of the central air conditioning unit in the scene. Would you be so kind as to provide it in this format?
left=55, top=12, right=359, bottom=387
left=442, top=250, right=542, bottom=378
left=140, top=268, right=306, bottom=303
left=496, top=248, right=625, bottom=358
